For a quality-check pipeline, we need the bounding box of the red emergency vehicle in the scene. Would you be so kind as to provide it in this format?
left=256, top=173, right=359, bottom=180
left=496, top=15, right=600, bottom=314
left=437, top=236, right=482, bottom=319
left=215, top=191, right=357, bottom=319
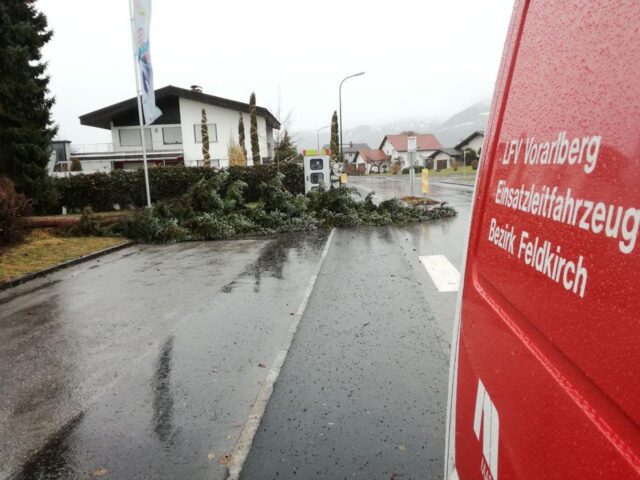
left=445, top=1, right=640, bottom=479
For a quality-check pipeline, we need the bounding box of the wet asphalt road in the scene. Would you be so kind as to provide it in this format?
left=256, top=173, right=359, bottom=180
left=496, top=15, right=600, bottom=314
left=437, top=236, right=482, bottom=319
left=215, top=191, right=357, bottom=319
left=241, top=177, right=474, bottom=480
left=0, top=176, right=473, bottom=480
left=0, top=232, right=328, bottom=480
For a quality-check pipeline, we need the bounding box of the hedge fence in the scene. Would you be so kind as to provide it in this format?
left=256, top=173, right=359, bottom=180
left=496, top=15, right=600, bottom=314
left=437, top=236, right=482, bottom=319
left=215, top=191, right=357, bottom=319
left=50, top=163, right=304, bottom=213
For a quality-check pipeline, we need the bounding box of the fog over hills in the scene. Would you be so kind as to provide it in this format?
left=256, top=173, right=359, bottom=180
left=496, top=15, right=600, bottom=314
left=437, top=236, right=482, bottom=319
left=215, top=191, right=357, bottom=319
left=296, top=101, right=490, bottom=151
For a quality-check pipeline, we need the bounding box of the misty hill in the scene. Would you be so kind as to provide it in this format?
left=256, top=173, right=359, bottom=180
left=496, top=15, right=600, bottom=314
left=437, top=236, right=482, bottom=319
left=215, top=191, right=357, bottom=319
left=432, top=101, right=491, bottom=146
left=295, top=101, right=490, bottom=150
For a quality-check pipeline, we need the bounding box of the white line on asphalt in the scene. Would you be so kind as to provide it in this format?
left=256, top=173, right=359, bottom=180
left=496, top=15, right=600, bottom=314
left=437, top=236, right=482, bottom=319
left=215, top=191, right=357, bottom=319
left=419, top=255, right=460, bottom=292
left=226, top=228, right=336, bottom=480
left=352, top=184, right=384, bottom=204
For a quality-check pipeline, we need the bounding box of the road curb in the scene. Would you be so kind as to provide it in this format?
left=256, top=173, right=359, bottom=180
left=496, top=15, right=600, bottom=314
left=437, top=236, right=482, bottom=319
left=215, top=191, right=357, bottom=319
left=438, top=180, right=475, bottom=188
left=0, top=241, right=135, bottom=292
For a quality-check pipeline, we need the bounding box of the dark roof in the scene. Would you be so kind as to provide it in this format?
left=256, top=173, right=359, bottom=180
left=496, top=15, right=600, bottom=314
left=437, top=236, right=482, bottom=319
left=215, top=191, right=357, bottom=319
left=427, top=148, right=462, bottom=159
left=454, top=131, right=484, bottom=150
left=380, top=134, right=442, bottom=152
left=322, top=143, right=370, bottom=154
left=79, top=85, right=281, bottom=130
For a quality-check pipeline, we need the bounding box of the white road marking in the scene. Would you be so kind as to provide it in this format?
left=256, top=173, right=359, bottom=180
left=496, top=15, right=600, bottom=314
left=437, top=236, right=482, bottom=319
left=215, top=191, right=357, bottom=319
left=352, top=184, right=384, bottom=204
left=419, top=255, right=460, bottom=292
left=225, top=228, right=336, bottom=480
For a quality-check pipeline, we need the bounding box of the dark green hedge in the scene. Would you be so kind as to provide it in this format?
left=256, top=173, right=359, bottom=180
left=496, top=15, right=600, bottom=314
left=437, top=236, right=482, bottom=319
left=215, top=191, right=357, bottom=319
left=50, top=164, right=304, bottom=213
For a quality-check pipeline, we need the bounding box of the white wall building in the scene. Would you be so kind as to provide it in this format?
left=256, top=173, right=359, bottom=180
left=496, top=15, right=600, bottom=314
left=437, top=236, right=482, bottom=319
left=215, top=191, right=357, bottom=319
left=73, top=86, right=279, bottom=172
left=454, top=131, right=485, bottom=154
left=379, top=134, right=443, bottom=168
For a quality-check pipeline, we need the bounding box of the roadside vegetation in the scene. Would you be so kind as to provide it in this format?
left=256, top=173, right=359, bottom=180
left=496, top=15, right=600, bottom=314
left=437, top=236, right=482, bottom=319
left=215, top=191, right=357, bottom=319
left=119, top=171, right=456, bottom=243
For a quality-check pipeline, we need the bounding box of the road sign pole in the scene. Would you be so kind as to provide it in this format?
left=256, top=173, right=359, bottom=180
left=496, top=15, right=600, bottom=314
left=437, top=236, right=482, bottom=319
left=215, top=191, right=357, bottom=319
left=410, top=153, right=414, bottom=196
left=407, top=136, right=417, bottom=197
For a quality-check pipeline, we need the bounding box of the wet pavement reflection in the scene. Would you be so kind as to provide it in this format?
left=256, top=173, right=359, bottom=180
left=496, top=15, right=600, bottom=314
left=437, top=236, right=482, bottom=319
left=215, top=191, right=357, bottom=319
left=0, top=230, right=328, bottom=480
left=152, top=336, right=175, bottom=444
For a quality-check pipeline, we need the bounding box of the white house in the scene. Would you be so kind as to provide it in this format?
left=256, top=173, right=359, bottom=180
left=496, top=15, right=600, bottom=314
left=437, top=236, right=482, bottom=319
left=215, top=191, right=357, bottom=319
left=72, top=85, right=280, bottom=172
left=454, top=131, right=484, bottom=154
left=379, top=133, right=443, bottom=168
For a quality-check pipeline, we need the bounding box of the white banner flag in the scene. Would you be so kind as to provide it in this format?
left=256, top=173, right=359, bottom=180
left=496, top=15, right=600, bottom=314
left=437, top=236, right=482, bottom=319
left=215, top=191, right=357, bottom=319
left=133, top=0, right=162, bottom=124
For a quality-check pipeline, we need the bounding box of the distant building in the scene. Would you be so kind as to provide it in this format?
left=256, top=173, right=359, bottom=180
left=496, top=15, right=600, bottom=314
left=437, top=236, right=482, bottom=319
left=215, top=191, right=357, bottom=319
left=454, top=131, right=484, bottom=154
left=72, top=85, right=280, bottom=172
left=352, top=148, right=391, bottom=174
left=426, top=148, right=462, bottom=170
left=323, top=142, right=370, bottom=163
left=379, top=133, right=442, bottom=168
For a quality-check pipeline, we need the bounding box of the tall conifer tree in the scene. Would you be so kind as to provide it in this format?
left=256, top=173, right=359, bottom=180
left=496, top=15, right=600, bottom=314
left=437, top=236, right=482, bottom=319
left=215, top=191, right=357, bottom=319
left=329, top=111, right=339, bottom=160
left=0, top=0, right=57, bottom=209
left=249, top=92, right=260, bottom=165
left=238, top=112, right=247, bottom=160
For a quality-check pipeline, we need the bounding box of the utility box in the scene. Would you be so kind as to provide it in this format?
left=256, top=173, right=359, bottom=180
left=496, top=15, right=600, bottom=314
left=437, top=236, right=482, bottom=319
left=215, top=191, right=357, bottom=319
left=302, top=149, right=331, bottom=193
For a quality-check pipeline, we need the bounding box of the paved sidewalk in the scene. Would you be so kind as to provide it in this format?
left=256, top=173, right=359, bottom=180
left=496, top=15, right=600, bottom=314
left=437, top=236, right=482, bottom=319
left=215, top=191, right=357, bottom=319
left=241, top=227, right=451, bottom=480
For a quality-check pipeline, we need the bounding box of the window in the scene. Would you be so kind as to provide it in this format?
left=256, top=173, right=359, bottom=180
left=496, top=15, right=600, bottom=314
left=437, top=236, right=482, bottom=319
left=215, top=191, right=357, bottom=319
left=51, top=143, right=66, bottom=164
left=162, top=126, right=182, bottom=145
left=194, top=124, right=218, bottom=143
left=310, top=173, right=324, bottom=184
left=119, top=128, right=152, bottom=147
left=310, top=158, right=324, bottom=170
left=195, top=158, right=220, bottom=167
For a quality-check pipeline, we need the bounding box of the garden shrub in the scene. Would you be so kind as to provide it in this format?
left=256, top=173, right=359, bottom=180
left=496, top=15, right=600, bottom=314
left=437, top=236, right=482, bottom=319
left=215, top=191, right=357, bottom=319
left=50, top=163, right=304, bottom=213
left=0, top=177, right=32, bottom=244
left=401, top=166, right=423, bottom=174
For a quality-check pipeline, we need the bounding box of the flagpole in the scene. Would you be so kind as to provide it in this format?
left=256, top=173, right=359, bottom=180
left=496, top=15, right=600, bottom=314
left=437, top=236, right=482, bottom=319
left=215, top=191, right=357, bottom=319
left=128, top=0, right=152, bottom=208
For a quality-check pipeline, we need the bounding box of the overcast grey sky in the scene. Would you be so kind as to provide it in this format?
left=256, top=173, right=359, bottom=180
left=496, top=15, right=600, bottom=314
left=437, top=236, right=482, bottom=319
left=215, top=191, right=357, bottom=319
left=39, top=0, right=514, bottom=144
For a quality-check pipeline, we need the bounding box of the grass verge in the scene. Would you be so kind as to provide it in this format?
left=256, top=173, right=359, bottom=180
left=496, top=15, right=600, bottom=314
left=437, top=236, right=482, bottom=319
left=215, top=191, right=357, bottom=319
left=425, top=166, right=477, bottom=177
left=0, top=229, right=127, bottom=283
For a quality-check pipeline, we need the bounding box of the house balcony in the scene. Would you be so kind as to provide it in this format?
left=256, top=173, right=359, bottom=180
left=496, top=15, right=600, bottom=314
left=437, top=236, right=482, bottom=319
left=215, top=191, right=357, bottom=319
left=70, top=143, right=185, bottom=171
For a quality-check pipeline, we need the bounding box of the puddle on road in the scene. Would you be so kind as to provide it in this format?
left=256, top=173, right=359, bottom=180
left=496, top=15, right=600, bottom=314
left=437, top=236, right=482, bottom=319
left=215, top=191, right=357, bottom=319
left=152, top=336, right=175, bottom=444
left=12, top=413, right=84, bottom=480
left=222, top=230, right=328, bottom=293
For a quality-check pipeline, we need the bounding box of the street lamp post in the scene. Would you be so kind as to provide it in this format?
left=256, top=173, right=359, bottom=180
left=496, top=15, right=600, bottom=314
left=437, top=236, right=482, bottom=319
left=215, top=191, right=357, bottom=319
left=317, top=125, right=330, bottom=150
left=339, top=72, right=365, bottom=164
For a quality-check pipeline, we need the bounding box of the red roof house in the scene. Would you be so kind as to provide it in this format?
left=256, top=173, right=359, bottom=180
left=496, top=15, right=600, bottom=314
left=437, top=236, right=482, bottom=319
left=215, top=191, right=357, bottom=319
left=379, top=133, right=443, bottom=168
left=379, top=133, right=442, bottom=152
left=353, top=148, right=392, bottom=174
